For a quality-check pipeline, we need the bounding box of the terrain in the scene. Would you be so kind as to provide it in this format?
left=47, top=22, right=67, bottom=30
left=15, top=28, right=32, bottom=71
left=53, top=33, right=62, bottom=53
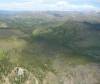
left=0, top=11, right=100, bottom=84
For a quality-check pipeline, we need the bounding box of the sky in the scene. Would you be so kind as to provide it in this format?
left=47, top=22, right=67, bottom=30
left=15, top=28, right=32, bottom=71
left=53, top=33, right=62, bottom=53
left=0, top=0, right=100, bottom=11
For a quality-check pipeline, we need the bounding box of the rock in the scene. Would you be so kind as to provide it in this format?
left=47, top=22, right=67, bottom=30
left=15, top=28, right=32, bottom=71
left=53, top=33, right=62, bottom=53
left=43, top=72, right=58, bottom=84
left=15, top=67, right=25, bottom=76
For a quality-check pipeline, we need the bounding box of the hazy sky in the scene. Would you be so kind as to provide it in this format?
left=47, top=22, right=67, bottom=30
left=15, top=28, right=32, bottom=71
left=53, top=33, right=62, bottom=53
left=0, top=0, right=100, bottom=11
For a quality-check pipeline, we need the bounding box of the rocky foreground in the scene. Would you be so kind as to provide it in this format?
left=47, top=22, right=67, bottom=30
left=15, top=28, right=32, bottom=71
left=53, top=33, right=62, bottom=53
left=0, top=63, right=100, bottom=84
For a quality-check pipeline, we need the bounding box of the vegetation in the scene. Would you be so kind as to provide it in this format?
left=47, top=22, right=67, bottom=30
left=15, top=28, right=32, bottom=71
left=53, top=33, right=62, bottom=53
left=0, top=11, right=100, bottom=84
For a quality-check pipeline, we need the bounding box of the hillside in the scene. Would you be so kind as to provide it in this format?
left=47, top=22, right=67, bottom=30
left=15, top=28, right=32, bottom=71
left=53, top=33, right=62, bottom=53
left=0, top=11, right=100, bottom=84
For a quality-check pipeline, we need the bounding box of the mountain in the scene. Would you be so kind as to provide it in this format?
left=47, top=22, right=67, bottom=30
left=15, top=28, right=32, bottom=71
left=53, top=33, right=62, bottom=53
left=0, top=11, right=100, bottom=84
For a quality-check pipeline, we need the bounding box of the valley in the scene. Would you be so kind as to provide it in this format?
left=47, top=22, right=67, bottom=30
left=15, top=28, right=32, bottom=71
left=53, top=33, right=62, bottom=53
left=0, top=11, right=100, bottom=84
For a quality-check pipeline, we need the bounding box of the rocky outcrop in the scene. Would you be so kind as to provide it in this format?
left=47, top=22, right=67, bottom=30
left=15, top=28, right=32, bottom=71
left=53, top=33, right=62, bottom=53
left=0, top=64, right=100, bottom=84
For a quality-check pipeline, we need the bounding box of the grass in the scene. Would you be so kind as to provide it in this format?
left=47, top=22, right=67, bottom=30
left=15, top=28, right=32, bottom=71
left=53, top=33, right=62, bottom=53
left=0, top=37, right=26, bottom=49
left=0, top=49, right=7, bottom=61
